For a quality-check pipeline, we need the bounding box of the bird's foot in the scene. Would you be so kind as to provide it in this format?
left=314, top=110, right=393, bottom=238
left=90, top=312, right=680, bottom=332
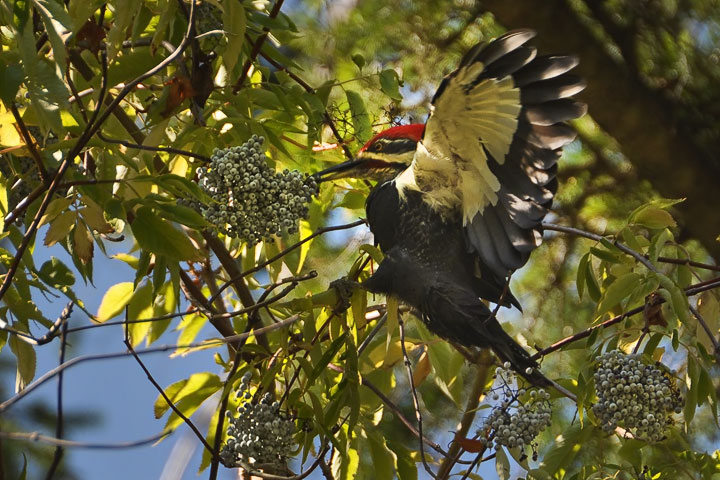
left=329, top=277, right=361, bottom=313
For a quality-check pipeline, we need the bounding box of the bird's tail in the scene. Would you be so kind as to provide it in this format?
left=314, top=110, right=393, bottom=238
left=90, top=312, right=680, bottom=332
left=481, top=318, right=551, bottom=387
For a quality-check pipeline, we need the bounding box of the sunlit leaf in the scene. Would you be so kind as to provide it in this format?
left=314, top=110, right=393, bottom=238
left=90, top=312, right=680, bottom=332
left=495, top=446, right=511, bottom=480
left=44, top=210, right=78, bottom=246
left=596, top=272, right=641, bottom=317
left=132, top=207, right=202, bottom=261
left=72, top=221, right=94, bottom=264
left=96, top=282, right=134, bottom=322
left=127, top=280, right=153, bottom=346
left=9, top=329, right=36, bottom=390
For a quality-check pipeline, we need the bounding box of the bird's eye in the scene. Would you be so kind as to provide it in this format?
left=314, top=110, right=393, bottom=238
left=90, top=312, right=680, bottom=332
left=374, top=141, right=384, bottom=152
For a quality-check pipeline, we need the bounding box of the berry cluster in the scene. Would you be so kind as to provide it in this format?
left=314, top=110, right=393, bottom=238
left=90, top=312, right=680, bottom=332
left=220, top=373, right=295, bottom=469
left=197, top=136, right=318, bottom=246
left=477, top=364, right=552, bottom=458
left=195, top=1, right=222, bottom=51
left=592, top=350, right=683, bottom=442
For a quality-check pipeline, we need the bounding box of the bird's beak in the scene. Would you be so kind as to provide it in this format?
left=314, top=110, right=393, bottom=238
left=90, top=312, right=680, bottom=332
left=313, top=158, right=368, bottom=183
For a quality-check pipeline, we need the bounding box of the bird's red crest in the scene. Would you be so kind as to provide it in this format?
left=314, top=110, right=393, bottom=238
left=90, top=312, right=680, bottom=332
left=359, top=124, right=425, bottom=152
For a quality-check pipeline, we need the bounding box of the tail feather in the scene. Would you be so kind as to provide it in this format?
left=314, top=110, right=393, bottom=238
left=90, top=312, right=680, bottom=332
left=482, top=319, right=551, bottom=387
left=421, top=283, right=551, bottom=387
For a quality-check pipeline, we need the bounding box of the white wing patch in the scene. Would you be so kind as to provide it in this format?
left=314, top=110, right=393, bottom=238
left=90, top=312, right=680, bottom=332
left=398, top=66, right=521, bottom=225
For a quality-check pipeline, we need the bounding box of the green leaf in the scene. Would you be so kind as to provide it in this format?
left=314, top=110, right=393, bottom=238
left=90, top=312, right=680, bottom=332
left=331, top=427, right=360, bottom=480
left=495, top=446, right=511, bottom=480
left=358, top=244, right=384, bottom=264
left=17, top=20, right=68, bottom=132
left=367, top=431, right=397, bottom=480
left=379, top=69, right=403, bottom=101
left=222, top=0, right=246, bottom=74
left=632, top=205, right=677, bottom=229
left=307, top=333, right=346, bottom=386
left=590, top=246, right=620, bottom=264
left=596, top=272, right=642, bottom=317
left=346, top=90, right=372, bottom=144
left=37, top=257, right=76, bottom=288
left=351, top=53, right=365, bottom=70
left=153, top=202, right=212, bottom=229
left=684, top=354, right=698, bottom=424
left=642, top=332, right=664, bottom=357
left=68, top=0, right=105, bottom=30
left=576, top=252, right=589, bottom=299
left=39, top=197, right=74, bottom=227
left=9, top=329, right=36, bottom=389
left=18, top=453, right=27, bottom=480
left=654, top=272, right=689, bottom=323
left=540, top=425, right=591, bottom=474
left=0, top=58, right=23, bottom=104
left=96, top=282, right=134, bottom=322
left=106, top=0, right=141, bottom=60
left=131, top=206, right=202, bottom=261
left=388, top=441, right=417, bottom=480
left=618, top=438, right=644, bottom=466
left=584, top=259, right=601, bottom=302
left=31, top=0, right=73, bottom=72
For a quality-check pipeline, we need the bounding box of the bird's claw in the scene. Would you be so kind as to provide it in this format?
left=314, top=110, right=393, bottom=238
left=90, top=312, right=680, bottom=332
left=330, top=277, right=361, bottom=313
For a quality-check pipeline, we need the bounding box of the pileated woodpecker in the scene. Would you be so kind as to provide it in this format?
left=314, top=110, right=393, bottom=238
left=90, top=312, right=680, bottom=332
left=318, top=30, right=586, bottom=385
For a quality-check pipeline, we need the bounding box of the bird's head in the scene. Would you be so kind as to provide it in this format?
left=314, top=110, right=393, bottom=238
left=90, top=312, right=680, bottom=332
left=315, top=124, right=424, bottom=183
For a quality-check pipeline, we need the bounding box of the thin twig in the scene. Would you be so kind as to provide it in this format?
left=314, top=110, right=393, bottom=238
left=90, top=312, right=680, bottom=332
left=97, top=132, right=211, bottom=162
left=399, top=317, right=437, bottom=479
left=1, top=302, right=73, bottom=346
left=360, top=377, right=452, bottom=458
left=44, top=321, right=69, bottom=480
left=544, top=222, right=720, bottom=354
left=657, top=256, right=720, bottom=272
left=357, top=313, right=387, bottom=356
left=0, top=430, right=170, bottom=448
left=208, top=219, right=366, bottom=304
left=0, top=315, right=300, bottom=413
left=124, top=338, right=215, bottom=454
left=437, top=350, right=493, bottom=478
left=9, top=103, right=49, bottom=182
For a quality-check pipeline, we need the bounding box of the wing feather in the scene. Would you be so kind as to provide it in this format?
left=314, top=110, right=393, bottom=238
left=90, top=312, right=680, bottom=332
left=412, top=30, right=585, bottom=277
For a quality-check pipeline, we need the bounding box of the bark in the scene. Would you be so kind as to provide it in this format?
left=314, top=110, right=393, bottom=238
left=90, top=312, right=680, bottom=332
left=483, top=0, right=720, bottom=259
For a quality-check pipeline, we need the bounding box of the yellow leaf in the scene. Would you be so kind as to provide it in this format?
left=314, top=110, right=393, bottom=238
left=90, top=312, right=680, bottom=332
left=96, top=282, right=134, bottom=322
left=72, top=221, right=93, bottom=264
left=44, top=210, right=78, bottom=246
left=78, top=202, right=114, bottom=233
left=412, top=349, right=431, bottom=387
left=39, top=197, right=74, bottom=226
left=697, top=292, right=720, bottom=352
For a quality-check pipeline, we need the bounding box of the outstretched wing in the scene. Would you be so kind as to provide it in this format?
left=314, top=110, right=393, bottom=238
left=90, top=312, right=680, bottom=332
left=406, top=29, right=586, bottom=278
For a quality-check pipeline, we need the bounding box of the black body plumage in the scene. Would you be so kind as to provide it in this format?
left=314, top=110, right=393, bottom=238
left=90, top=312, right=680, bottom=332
left=364, top=182, right=550, bottom=386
